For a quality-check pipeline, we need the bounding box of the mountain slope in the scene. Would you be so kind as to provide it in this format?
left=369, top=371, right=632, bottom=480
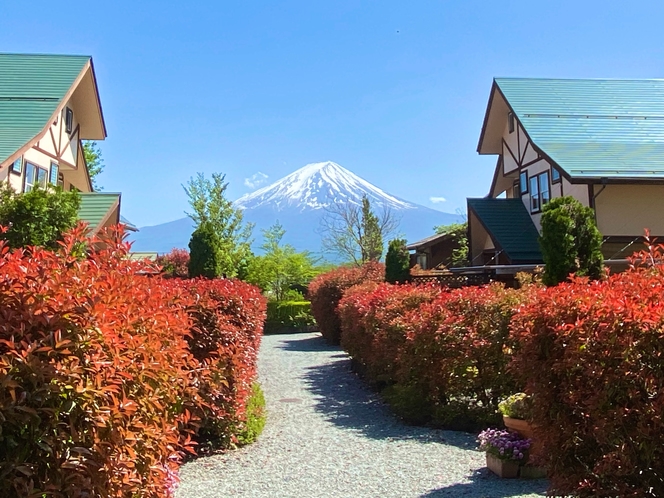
left=129, top=161, right=464, bottom=257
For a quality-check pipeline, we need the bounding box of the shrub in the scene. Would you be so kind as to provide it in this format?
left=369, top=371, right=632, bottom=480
left=498, top=393, right=532, bottom=420
left=179, top=277, right=266, bottom=452
left=385, top=238, right=411, bottom=284
left=188, top=221, right=222, bottom=278
left=308, top=261, right=384, bottom=344
left=0, top=183, right=80, bottom=249
left=155, top=248, right=190, bottom=278
left=338, top=281, right=524, bottom=430
left=264, top=300, right=316, bottom=333
left=539, top=196, right=603, bottom=285
left=510, top=249, right=664, bottom=497
left=0, top=225, right=267, bottom=496
left=236, top=383, right=266, bottom=446
left=0, top=225, right=197, bottom=497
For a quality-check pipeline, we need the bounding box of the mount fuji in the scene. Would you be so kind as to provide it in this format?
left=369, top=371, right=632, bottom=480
left=128, top=161, right=464, bottom=257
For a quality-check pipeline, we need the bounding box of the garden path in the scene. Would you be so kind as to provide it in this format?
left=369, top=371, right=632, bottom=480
left=176, top=332, right=547, bottom=498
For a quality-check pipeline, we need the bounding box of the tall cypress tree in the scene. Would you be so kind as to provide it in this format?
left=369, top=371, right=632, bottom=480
left=361, top=195, right=383, bottom=262
left=385, top=238, right=411, bottom=283
left=188, top=222, right=222, bottom=279
left=539, top=196, right=604, bottom=286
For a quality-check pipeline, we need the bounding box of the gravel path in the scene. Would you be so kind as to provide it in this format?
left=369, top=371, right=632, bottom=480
left=177, top=332, right=547, bottom=498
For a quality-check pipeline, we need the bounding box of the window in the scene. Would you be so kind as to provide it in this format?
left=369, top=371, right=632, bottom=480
left=529, top=171, right=550, bottom=213
left=508, top=112, right=515, bottom=133
left=65, top=107, right=73, bottom=134
left=10, top=157, right=22, bottom=175
left=512, top=180, right=520, bottom=198
left=551, top=167, right=561, bottom=183
left=530, top=176, right=539, bottom=212
left=57, top=172, right=65, bottom=188
left=49, top=162, right=59, bottom=186
left=519, top=171, right=528, bottom=195
left=24, top=162, right=48, bottom=192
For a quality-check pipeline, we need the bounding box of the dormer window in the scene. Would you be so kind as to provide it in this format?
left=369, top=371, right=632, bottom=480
left=65, top=107, right=73, bottom=134
left=508, top=112, right=515, bottom=133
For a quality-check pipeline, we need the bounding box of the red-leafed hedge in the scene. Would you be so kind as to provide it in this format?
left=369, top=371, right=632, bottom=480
left=308, top=262, right=384, bottom=344
left=179, top=277, right=266, bottom=450
left=155, top=248, right=190, bottom=278
left=510, top=259, right=664, bottom=497
left=0, top=225, right=266, bottom=497
left=339, top=282, right=524, bottom=430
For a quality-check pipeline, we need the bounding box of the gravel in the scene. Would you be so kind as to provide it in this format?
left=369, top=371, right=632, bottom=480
left=176, top=332, right=547, bottom=498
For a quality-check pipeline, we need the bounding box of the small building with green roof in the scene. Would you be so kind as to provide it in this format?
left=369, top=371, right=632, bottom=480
left=469, top=77, right=664, bottom=268
left=0, top=53, right=132, bottom=235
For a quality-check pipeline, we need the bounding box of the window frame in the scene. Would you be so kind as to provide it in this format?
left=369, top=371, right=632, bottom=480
left=65, top=107, right=73, bottom=134
left=10, top=157, right=22, bottom=175
left=508, top=112, right=515, bottom=133
left=49, top=162, right=59, bottom=186
left=23, top=162, right=48, bottom=192
left=519, top=171, right=528, bottom=195
left=551, top=167, right=561, bottom=183
left=529, top=171, right=551, bottom=214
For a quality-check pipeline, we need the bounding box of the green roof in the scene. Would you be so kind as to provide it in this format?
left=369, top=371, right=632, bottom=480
left=468, top=198, right=542, bottom=263
left=0, top=54, right=90, bottom=164
left=495, top=78, right=664, bottom=179
left=78, top=192, right=120, bottom=232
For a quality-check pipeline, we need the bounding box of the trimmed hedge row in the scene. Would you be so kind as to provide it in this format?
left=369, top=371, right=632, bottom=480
left=264, top=300, right=316, bottom=333
left=0, top=225, right=266, bottom=497
left=339, top=282, right=522, bottom=430
left=324, top=248, right=664, bottom=496
left=308, top=262, right=384, bottom=344
left=511, top=266, right=664, bottom=497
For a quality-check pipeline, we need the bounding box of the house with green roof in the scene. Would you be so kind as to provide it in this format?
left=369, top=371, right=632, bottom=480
left=469, top=77, right=664, bottom=268
left=0, top=53, right=128, bottom=235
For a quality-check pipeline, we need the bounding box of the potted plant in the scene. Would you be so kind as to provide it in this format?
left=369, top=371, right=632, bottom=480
left=499, top=393, right=540, bottom=460
left=478, top=429, right=531, bottom=478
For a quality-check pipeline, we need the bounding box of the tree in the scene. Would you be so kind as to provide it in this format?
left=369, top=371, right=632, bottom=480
left=320, top=194, right=399, bottom=265
left=245, top=221, right=318, bottom=301
left=188, top=222, right=222, bottom=278
left=183, top=173, right=253, bottom=277
left=434, top=221, right=469, bottom=268
left=539, top=196, right=604, bottom=286
left=83, top=141, right=104, bottom=190
left=385, top=238, right=411, bottom=283
left=0, top=184, right=80, bottom=250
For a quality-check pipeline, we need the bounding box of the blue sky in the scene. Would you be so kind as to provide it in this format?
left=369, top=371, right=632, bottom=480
left=2, top=1, right=664, bottom=227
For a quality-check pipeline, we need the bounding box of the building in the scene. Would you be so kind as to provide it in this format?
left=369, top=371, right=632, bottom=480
left=0, top=53, right=127, bottom=235
left=469, top=78, right=664, bottom=271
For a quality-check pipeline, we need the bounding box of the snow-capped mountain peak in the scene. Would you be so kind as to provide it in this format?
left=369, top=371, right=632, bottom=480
left=234, top=161, right=415, bottom=211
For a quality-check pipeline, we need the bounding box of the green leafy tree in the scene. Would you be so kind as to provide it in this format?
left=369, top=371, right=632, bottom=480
left=188, top=222, right=223, bottom=278
left=83, top=141, right=104, bottom=190
left=0, top=184, right=80, bottom=250
left=385, top=238, right=411, bottom=283
left=184, top=172, right=253, bottom=277
left=246, top=221, right=318, bottom=301
left=539, top=196, right=604, bottom=286
left=361, top=196, right=383, bottom=262
left=434, top=221, right=469, bottom=268
left=320, top=194, right=398, bottom=265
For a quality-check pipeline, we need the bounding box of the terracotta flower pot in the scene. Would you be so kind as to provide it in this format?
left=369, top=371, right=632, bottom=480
left=486, top=453, right=520, bottom=478
left=503, top=416, right=542, bottom=464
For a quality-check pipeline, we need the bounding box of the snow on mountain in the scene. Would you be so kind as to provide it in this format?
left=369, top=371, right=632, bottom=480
left=235, top=161, right=415, bottom=211
left=129, top=161, right=464, bottom=256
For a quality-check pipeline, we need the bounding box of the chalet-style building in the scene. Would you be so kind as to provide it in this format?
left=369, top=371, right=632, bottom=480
left=469, top=78, right=664, bottom=270
left=0, top=53, right=127, bottom=234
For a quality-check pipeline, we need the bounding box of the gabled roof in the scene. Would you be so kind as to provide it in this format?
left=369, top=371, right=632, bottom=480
left=406, top=231, right=453, bottom=251
left=0, top=53, right=105, bottom=164
left=479, top=78, right=664, bottom=180
left=468, top=198, right=542, bottom=263
left=78, top=192, right=120, bottom=234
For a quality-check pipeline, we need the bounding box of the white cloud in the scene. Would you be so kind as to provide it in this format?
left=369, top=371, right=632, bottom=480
left=244, top=172, right=269, bottom=189
left=429, top=196, right=447, bottom=204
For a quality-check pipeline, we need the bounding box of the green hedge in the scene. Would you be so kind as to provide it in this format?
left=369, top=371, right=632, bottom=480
left=265, top=300, right=316, bottom=333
